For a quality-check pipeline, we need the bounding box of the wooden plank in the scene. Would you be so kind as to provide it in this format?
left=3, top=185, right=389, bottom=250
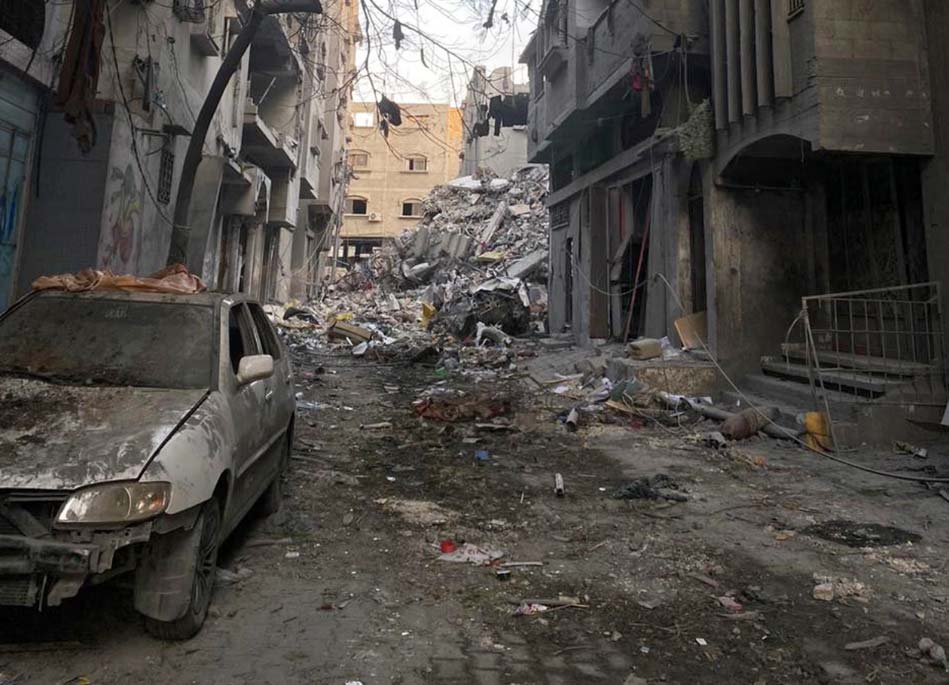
left=675, top=311, right=708, bottom=350
left=770, top=0, right=792, bottom=98
left=781, top=343, right=931, bottom=375
left=761, top=357, right=905, bottom=394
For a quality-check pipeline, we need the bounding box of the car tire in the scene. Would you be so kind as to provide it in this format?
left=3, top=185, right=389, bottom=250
left=143, top=500, right=221, bottom=641
left=259, top=430, right=291, bottom=516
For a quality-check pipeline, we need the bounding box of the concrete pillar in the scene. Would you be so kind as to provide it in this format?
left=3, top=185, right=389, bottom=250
left=710, top=0, right=727, bottom=130
left=185, top=156, right=227, bottom=276
left=725, top=0, right=741, bottom=123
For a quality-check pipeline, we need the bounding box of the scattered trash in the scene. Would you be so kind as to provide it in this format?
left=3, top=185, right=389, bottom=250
left=554, top=473, right=565, bottom=497
left=284, top=551, right=301, bottom=559
left=704, top=431, right=728, bottom=449
left=361, top=421, right=393, bottom=430
left=474, top=449, right=491, bottom=462
left=717, top=595, right=744, bottom=613
left=413, top=393, right=511, bottom=422
left=628, top=338, right=662, bottom=361
left=611, top=474, right=687, bottom=502
left=439, top=539, right=457, bottom=554
left=695, top=638, right=708, bottom=647
left=802, top=520, right=921, bottom=548
left=438, top=543, right=504, bottom=565
left=495, top=569, right=512, bottom=582
left=297, top=400, right=329, bottom=411
left=811, top=574, right=871, bottom=603
left=721, top=407, right=779, bottom=440
left=514, top=603, right=549, bottom=616
left=844, top=636, right=890, bottom=651
left=895, top=440, right=928, bottom=459
left=216, top=566, right=254, bottom=585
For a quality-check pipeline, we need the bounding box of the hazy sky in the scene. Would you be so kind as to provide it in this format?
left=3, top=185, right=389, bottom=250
left=354, top=0, right=536, bottom=106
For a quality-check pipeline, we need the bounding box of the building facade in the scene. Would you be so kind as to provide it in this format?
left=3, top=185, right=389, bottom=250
left=340, top=101, right=462, bottom=259
left=0, top=0, right=357, bottom=309
left=459, top=67, right=529, bottom=178
left=523, top=0, right=949, bottom=431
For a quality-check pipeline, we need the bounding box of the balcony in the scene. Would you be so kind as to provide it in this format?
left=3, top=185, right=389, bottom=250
left=242, top=99, right=299, bottom=171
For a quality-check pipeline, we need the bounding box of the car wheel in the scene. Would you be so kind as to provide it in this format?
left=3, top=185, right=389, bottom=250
left=259, top=430, right=292, bottom=516
left=143, top=500, right=221, bottom=640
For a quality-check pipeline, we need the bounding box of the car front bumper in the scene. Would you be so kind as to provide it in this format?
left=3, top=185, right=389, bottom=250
left=0, top=534, right=99, bottom=576
left=0, top=522, right=155, bottom=607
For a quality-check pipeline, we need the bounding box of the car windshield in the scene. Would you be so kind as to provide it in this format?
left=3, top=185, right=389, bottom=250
left=0, top=296, right=214, bottom=389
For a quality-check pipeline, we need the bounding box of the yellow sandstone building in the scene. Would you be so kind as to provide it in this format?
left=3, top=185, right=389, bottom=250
left=340, top=102, right=462, bottom=259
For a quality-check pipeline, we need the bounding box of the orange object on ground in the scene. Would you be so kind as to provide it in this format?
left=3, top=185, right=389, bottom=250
left=32, top=264, right=207, bottom=295
left=804, top=411, right=833, bottom=451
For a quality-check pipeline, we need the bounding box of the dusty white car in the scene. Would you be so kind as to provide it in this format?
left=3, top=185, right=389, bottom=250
left=0, top=290, right=296, bottom=639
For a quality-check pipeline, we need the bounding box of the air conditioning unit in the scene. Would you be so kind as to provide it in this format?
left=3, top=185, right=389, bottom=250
left=183, top=0, right=222, bottom=57
left=368, top=212, right=382, bottom=223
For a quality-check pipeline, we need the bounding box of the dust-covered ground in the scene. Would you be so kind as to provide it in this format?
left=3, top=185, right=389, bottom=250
left=2, top=347, right=949, bottom=685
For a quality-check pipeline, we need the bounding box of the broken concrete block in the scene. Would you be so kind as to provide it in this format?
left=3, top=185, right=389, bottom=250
left=504, top=249, right=547, bottom=280
left=328, top=321, right=372, bottom=344
left=509, top=203, right=531, bottom=217
left=628, top=338, right=662, bottom=360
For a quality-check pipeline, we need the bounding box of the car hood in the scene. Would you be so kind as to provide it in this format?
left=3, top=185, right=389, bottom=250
left=0, top=376, right=208, bottom=490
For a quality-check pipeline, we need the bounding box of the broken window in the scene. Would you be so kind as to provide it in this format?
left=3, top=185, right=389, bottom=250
left=405, top=155, right=427, bottom=172
left=346, top=197, right=368, bottom=215
left=788, top=0, right=804, bottom=17
left=249, top=303, right=282, bottom=360
left=349, top=151, right=369, bottom=169
left=401, top=200, right=422, bottom=218
left=228, top=304, right=259, bottom=375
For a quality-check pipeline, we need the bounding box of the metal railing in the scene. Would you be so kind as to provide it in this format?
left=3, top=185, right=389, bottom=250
left=800, top=282, right=947, bottom=406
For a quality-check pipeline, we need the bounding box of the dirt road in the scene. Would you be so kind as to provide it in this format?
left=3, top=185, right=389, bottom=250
left=3, top=347, right=949, bottom=684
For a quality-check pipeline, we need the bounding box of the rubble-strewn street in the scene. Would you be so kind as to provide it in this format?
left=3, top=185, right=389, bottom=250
left=3, top=340, right=949, bottom=684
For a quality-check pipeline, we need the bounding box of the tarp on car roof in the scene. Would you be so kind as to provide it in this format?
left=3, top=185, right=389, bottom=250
left=32, top=264, right=206, bottom=295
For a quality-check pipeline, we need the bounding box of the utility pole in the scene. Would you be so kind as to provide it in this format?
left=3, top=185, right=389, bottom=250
left=166, top=0, right=323, bottom=267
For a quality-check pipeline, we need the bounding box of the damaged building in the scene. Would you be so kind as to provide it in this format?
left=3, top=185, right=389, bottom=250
left=0, top=0, right=358, bottom=307
left=459, top=66, right=530, bottom=178
left=522, top=0, right=949, bottom=441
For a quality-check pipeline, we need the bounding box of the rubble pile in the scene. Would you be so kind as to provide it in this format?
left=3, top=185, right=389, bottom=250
left=276, top=165, right=551, bottom=371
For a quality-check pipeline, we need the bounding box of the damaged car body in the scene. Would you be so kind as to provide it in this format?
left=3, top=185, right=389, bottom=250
left=0, top=290, right=295, bottom=639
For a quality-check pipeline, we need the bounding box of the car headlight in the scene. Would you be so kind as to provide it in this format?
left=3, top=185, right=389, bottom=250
left=56, top=483, right=171, bottom=525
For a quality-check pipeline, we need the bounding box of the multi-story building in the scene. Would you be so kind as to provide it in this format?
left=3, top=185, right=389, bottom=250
left=340, top=101, right=462, bottom=259
left=0, top=0, right=357, bottom=309
left=459, top=66, right=530, bottom=178
left=522, top=0, right=949, bottom=436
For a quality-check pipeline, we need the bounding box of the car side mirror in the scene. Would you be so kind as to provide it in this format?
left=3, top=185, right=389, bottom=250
left=236, top=354, right=274, bottom=385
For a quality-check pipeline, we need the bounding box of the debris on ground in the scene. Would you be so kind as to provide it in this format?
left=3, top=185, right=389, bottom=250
left=918, top=637, right=949, bottom=671
left=438, top=543, right=504, bottom=565
left=611, top=474, right=688, bottom=502
left=895, top=440, right=928, bottom=459
left=268, top=165, right=550, bottom=375
left=812, top=574, right=871, bottom=603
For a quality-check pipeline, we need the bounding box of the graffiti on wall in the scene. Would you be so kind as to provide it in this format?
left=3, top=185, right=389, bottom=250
left=101, top=163, right=142, bottom=272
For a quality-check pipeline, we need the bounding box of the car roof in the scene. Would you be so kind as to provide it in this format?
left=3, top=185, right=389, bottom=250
left=29, top=289, right=256, bottom=307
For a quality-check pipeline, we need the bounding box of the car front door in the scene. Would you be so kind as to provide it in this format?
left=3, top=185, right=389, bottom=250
left=248, top=304, right=293, bottom=438
left=224, top=303, right=273, bottom=518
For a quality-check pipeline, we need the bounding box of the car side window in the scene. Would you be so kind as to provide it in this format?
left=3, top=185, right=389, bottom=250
left=227, top=304, right=261, bottom=375
left=248, top=304, right=282, bottom=360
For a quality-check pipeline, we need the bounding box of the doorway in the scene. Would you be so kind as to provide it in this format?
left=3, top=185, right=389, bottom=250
left=687, top=165, right=707, bottom=313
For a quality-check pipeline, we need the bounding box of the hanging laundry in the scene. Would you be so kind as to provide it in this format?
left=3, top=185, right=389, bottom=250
left=378, top=95, right=402, bottom=127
